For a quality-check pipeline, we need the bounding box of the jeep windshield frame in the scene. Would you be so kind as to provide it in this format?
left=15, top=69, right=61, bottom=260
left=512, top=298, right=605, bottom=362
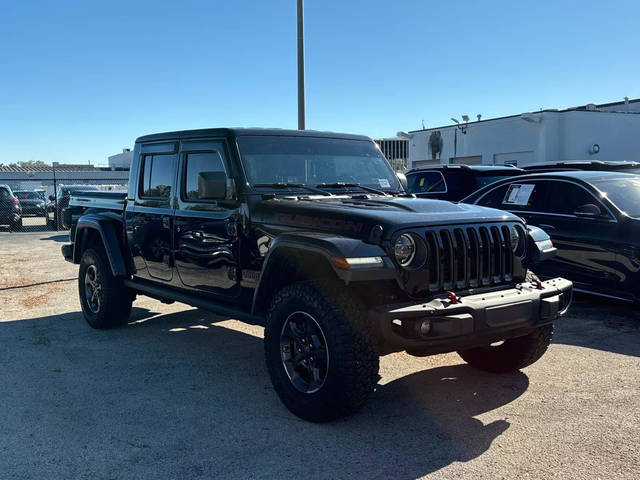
left=237, top=135, right=402, bottom=194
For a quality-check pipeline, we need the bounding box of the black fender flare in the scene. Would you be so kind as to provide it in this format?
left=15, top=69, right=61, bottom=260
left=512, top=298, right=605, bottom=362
left=251, top=232, right=392, bottom=315
left=525, top=225, right=557, bottom=266
left=73, top=214, right=129, bottom=277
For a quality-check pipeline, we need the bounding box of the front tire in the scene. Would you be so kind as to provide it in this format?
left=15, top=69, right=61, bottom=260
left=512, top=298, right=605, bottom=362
left=79, top=247, right=132, bottom=329
left=457, top=324, right=554, bottom=373
left=264, top=282, right=379, bottom=422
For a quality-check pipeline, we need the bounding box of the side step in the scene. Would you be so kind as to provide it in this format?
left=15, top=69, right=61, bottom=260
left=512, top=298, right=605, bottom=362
left=123, top=279, right=264, bottom=326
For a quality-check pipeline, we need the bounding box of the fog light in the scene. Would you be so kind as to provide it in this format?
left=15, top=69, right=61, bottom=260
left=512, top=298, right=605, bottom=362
left=416, top=318, right=432, bottom=338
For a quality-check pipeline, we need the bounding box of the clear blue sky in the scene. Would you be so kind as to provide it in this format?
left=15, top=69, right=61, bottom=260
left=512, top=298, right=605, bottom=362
left=1, top=0, right=639, bottom=164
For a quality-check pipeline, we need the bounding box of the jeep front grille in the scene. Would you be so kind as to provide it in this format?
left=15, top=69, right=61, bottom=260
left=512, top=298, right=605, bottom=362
left=423, top=225, right=514, bottom=292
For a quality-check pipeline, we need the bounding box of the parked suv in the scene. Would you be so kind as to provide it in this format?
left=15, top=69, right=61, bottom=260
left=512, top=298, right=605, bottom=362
left=0, top=184, right=23, bottom=230
left=14, top=190, right=46, bottom=216
left=406, top=165, right=524, bottom=201
left=61, top=128, right=572, bottom=422
left=522, top=160, right=640, bottom=174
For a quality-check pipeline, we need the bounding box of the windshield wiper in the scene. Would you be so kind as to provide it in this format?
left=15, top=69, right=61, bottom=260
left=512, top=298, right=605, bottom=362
left=253, top=183, right=333, bottom=196
left=315, top=182, right=390, bottom=196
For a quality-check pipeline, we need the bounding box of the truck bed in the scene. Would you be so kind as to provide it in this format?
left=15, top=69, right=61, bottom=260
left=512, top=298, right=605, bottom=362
left=64, top=190, right=127, bottom=232
left=69, top=190, right=127, bottom=211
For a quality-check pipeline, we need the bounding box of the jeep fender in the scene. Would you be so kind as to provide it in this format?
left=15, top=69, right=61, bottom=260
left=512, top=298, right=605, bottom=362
left=251, top=232, right=393, bottom=315
left=526, top=225, right=557, bottom=266
left=73, top=214, right=130, bottom=277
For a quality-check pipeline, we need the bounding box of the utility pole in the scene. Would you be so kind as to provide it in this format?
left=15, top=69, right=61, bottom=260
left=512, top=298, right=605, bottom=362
left=52, top=161, right=59, bottom=231
left=297, top=0, right=305, bottom=130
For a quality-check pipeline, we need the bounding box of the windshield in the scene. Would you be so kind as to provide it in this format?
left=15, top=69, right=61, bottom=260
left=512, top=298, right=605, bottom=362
left=237, top=135, right=401, bottom=193
left=16, top=192, right=39, bottom=199
left=592, top=177, right=640, bottom=217
left=475, top=173, right=520, bottom=189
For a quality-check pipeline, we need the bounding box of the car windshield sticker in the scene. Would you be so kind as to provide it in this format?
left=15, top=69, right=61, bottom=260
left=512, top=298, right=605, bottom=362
left=378, top=178, right=391, bottom=188
left=419, top=177, right=425, bottom=186
left=503, top=184, right=535, bottom=206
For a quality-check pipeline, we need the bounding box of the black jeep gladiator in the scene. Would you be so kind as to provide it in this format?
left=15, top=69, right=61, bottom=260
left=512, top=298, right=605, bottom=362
left=61, top=128, right=572, bottom=422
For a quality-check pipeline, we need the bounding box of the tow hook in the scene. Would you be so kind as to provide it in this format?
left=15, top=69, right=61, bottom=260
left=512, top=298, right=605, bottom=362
left=446, top=291, right=459, bottom=304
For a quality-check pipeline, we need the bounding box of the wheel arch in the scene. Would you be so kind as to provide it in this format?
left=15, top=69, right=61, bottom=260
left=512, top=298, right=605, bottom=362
left=73, top=214, right=130, bottom=277
left=250, top=233, right=391, bottom=316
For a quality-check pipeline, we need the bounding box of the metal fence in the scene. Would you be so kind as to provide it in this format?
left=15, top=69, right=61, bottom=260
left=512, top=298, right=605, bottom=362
left=0, top=167, right=129, bottom=233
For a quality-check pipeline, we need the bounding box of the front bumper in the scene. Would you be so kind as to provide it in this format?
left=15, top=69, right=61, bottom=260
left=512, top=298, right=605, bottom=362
left=371, top=277, right=572, bottom=355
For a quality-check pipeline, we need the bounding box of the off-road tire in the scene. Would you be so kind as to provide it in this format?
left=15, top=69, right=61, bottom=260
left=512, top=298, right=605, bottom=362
left=79, top=247, right=132, bottom=329
left=457, top=323, right=554, bottom=373
left=264, top=282, right=379, bottom=422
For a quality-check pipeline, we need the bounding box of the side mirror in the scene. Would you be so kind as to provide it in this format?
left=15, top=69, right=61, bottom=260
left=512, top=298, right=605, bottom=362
left=396, top=172, right=408, bottom=191
left=198, top=171, right=227, bottom=199
left=574, top=203, right=602, bottom=218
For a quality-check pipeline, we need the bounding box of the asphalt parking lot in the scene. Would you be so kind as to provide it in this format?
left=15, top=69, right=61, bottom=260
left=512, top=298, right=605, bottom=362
left=1, top=232, right=638, bottom=479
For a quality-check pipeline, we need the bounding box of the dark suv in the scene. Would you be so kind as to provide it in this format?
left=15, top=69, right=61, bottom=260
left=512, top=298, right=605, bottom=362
left=406, top=165, right=524, bottom=201
left=61, top=128, right=572, bottom=422
left=14, top=190, right=46, bottom=216
left=0, top=184, right=23, bottom=230
left=522, top=160, right=640, bottom=174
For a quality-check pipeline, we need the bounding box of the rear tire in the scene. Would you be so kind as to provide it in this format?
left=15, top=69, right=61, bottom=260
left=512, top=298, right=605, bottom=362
left=457, top=324, right=554, bottom=373
left=79, top=247, right=132, bottom=329
left=264, top=282, right=379, bottom=422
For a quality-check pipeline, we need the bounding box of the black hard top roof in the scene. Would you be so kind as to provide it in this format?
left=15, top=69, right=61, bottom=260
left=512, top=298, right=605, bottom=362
left=523, top=160, right=640, bottom=169
left=136, top=128, right=371, bottom=144
left=407, top=164, right=523, bottom=174
left=503, top=170, right=639, bottom=183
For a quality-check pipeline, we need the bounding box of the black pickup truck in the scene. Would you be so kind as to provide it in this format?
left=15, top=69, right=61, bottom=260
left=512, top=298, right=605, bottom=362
left=61, top=128, right=572, bottom=422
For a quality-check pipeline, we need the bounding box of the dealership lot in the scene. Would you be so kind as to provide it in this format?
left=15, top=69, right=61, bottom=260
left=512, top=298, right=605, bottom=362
left=0, top=232, right=638, bottom=479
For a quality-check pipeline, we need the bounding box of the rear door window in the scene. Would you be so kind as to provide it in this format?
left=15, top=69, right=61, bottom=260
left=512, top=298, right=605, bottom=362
left=477, top=181, right=548, bottom=212
left=140, top=154, right=177, bottom=199
left=407, top=171, right=446, bottom=193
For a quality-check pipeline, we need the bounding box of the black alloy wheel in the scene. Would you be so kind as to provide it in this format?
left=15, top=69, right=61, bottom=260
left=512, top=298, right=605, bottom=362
left=83, top=264, right=103, bottom=314
left=280, top=311, right=329, bottom=394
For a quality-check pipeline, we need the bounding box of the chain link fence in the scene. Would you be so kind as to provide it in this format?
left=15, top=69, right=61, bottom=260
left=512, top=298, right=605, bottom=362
left=0, top=167, right=129, bottom=233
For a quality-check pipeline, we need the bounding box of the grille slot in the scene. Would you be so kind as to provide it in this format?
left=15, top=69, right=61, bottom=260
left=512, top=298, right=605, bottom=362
left=422, top=224, right=514, bottom=292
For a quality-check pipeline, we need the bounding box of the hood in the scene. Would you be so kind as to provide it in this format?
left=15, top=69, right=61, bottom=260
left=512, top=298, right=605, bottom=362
left=251, top=195, right=521, bottom=239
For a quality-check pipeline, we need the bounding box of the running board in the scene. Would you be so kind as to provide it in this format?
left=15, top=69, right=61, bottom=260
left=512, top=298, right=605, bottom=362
left=123, top=279, right=264, bottom=325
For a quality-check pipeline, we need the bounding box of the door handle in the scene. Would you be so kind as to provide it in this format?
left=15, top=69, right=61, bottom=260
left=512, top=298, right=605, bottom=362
left=162, top=216, right=171, bottom=229
left=539, top=224, right=556, bottom=230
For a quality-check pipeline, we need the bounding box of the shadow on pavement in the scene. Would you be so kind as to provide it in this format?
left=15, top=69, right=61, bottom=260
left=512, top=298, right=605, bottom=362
left=0, top=306, right=528, bottom=479
left=39, top=234, right=70, bottom=243
left=554, top=293, right=640, bottom=357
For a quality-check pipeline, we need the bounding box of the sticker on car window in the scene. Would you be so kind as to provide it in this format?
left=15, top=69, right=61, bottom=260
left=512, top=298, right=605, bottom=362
left=503, top=184, right=535, bottom=206
left=378, top=178, right=391, bottom=188
left=419, top=178, right=425, bottom=186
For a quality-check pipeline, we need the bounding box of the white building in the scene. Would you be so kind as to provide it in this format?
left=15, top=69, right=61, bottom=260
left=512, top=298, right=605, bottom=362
left=404, top=98, right=640, bottom=169
left=108, top=148, right=133, bottom=169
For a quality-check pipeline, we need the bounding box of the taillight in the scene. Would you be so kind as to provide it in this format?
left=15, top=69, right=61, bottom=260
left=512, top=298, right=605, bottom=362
left=11, top=198, right=19, bottom=205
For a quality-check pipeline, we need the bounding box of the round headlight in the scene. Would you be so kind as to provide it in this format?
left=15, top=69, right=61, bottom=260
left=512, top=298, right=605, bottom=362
left=510, top=226, right=523, bottom=254
left=394, top=234, right=416, bottom=267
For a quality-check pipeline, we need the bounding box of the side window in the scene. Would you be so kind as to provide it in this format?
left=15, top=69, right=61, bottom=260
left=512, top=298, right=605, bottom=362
left=477, top=181, right=547, bottom=212
left=407, top=171, right=446, bottom=193
left=184, top=151, right=227, bottom=200
left=546, top=181, right=605, bottom=216
left=476, top=184, right=510, bottom=209
left=140, top=154, right=177, bottom=199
